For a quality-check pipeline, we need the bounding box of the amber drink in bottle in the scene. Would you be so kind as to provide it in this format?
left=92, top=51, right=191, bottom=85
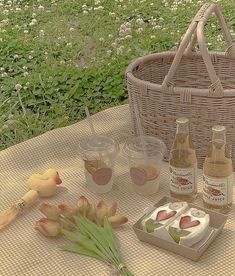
left=203, top=125, right=233, bottom=213
left=169, top=118, right=197, bottom=202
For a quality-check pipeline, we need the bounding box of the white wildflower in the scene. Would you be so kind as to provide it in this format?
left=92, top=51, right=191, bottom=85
left=117, top=46, right=124, bottom=55
left=39, top=29, right=44, bottom=36
left=136, top=18, right=144, bottom=25
left=152, top=25, right=161, bottom=30
left=6, top=120, right=15, bottom=126
left=38, top=5, right=44, bottom=10
left=136, top=28, right=143, bottom=33
left=24, top=30, right=29, bottom=34
left=83, top=10, right=89, bottom=15
left=94, top=6, right=104, bottom=11
left=125, top=35, right=132, bottom=39
left=15, top=84, right=22, bottom=91
left=69, top=27, right=75, bottom=31
left=2, top=125, right=8, bottom=130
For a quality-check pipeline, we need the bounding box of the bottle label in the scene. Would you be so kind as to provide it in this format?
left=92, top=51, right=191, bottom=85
left=203, top=174, right=233, bottom=206
left=170, top=165, right=197, bottom=195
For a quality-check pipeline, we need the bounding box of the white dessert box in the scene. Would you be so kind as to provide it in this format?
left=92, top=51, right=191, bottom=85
left=141, top=201, right=188, bottom=241
left=133, top=196, right=228, bottom=261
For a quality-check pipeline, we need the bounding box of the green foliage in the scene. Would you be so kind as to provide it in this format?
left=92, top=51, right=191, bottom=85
left=61, top=216, right=133, bottom=276
left=1, top=0, right=235, bottom=149
left=168, top=226, right=191, bottom=243
left=145, top=218, right=163, bottom=233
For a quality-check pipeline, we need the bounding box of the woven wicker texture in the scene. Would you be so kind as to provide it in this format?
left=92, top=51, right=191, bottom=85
left=126, top=3, right=235, bottom=169
left=0, top=104, right=235, bottom=276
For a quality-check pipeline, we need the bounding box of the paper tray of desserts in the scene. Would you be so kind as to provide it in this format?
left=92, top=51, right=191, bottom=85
left=133, top=196, right=228, bottom=261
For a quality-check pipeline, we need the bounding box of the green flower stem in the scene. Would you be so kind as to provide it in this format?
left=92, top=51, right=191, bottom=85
left=61, top=215, right=134, bottom=276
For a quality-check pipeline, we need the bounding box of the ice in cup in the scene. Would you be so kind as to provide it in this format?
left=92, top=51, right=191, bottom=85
left=78, top=135, right=119, bottom=194
left=123, top=136, right=166, bottom=196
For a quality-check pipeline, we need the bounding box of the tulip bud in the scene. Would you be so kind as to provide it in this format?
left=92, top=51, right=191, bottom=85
left=35, top=218, right=60, bottom=237
left=96, top=200, right=108, bottom=225
left=108, top=215, right=128, bottom=228
left=77, top=196, right=90, bottom=216
left=58, top=203, right=78, bottom=219
left=39, top=203, right=61, bottom=221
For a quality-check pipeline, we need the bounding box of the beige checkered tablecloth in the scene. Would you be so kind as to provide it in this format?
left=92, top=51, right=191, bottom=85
left=1, top=104, right=235, bottom=276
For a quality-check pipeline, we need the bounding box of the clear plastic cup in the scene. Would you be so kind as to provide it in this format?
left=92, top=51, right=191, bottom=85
left=78, top=135, right=119, bottom=194
left=123, top=136, right=166, bottom=196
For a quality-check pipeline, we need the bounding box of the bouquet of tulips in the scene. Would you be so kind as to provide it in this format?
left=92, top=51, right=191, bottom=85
left=35, top=196, right=128, bottom=237
left=34, top=196, right=132, bottom=276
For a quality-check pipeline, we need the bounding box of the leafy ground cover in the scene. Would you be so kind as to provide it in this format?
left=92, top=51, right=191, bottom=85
left=0, top=0, right=235, bottom=149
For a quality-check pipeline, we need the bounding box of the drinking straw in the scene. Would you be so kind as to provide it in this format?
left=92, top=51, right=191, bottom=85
left=133, top=104, right=148, bottom=161
left=85, top=107, right=96, bottom=136
left=85, top=107, right=102, bottom=160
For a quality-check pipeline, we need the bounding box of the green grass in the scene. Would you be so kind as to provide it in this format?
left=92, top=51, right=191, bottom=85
left=1, top=0, right=235, bottom=149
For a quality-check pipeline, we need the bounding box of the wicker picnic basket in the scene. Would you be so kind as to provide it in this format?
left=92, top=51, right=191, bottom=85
left=126, top=3, right=235, bottom=168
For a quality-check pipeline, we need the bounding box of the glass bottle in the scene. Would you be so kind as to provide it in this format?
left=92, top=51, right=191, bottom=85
left=203, top=125, right=233, bottom=213
left=169, top=117, right=197, bottom=202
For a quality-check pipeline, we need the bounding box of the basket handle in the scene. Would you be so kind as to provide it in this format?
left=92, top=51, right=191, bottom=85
left=161, top=3, right=235, bottom=97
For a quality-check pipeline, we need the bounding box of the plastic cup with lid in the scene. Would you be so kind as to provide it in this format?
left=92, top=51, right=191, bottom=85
left=78, top=135, right=119, bottom=194
left=123, top=135, right=166, bottom=196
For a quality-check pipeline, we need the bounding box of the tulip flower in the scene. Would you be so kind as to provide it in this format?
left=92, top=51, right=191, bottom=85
left=35, top=218, right=60, bottom=237
left=39, top=203, right=61, bottom=221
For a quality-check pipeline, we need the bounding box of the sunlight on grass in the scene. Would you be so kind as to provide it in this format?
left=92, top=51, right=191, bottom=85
left=0, top=0, right=235, bottom=149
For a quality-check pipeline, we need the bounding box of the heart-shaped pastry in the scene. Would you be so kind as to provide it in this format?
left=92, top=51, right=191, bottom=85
left=156, top=210, right=176, bottom=221
left=92, top=167, right=112, bottom=185
left=130, top=167, right=147, bottom=186
left=180, top=216, right=200, bottom=229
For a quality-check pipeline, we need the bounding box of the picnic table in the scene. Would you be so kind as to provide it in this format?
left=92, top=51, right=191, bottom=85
left=0, top=104, right=234, bottom=276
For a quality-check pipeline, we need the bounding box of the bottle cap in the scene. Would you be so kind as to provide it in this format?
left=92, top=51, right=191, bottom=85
left=176, top=117, right=189, bottom=124
left=212, top=125, right=226, bottom=133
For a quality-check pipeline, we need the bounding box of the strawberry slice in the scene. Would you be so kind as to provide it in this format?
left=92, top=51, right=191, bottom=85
left=156, top=210, right=176, bottom=221
left=92, top=167, right=112, bottom=185
left=130, top=167, right=147, bottom=186
left=180, top=216, right=200, bottom=229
